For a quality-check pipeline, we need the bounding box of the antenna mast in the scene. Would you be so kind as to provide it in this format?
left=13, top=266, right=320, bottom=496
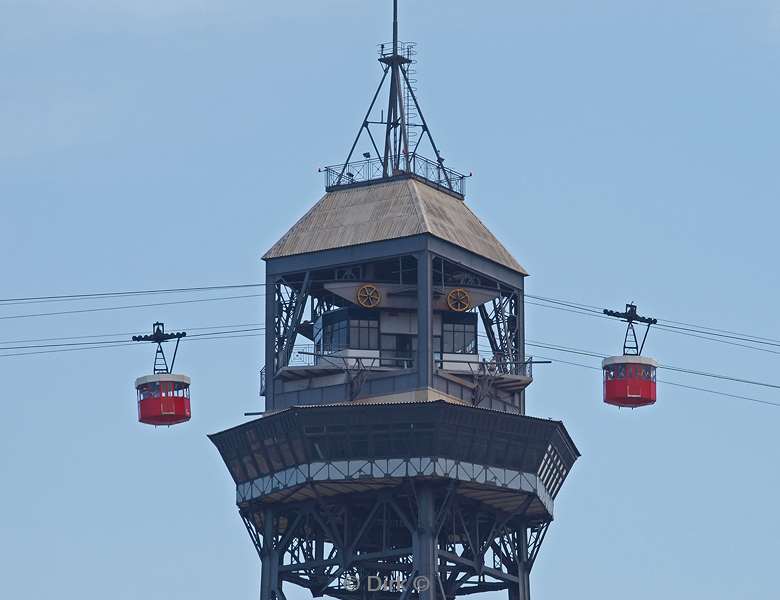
left=332, top=0, right=456, bottom=192
left=381, top=0, right=410, bottom=175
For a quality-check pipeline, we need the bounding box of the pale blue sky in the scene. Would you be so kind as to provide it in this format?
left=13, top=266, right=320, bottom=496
left=1, top=1, right=779, bottom=598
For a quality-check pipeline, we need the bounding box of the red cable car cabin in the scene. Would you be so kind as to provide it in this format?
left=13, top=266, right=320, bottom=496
left=601, top=355, right=657, bottom=408
left=135, top=373, right=191, bottom=426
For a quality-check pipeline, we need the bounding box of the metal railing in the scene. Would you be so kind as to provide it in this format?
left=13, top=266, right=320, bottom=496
left=435, top=355, right=533, bottom=378
left=275, top=345, right=532, bottom=375
left=377, top=40, right=416, bottom=59
left=323, top=153, right=467, bottom=197
left=291, top=345, right=415, bottom=369
left=290, top=345, right=315, bottom=365
left=260, top=348, right=533, bottom=396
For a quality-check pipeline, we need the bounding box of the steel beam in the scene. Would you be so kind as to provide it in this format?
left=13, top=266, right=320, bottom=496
left=507, top=528, right=530, bottom=600
left=260, top=507, right=282, bottom=600
left=244, top=487, right=556, bottom=600
left=417, top=251, right=433, bottom=389
left=414, top=484, right=437, bottom=600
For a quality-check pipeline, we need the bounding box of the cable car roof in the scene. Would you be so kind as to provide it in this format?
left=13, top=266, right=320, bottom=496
left=601, top=355, right=658, bottom=368
left=135, top=373, right=191, bottom=387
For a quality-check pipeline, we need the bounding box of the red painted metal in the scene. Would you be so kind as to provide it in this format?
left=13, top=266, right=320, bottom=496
left=136, top=379, right=191, bottom=426
left=602, top=360, right=657, bottom=408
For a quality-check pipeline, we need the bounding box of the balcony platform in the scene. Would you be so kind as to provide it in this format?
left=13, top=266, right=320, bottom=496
left=278, top=363, right=405, bottom=382
left=323, top=153, right=467, bottom=198
left=437, top=368, right=533, bottom=393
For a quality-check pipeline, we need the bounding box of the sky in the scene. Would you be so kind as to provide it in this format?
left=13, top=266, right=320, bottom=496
left=1, top=0, right=779, bottom=598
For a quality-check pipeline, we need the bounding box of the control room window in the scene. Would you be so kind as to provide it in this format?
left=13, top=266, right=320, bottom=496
left=442, top=322, right=476, bottom=354
left=323, top=319, right=348, bottom=353
left=350, top=319, right=379, bottom=350
left=380, top=334, right=415, bottom=368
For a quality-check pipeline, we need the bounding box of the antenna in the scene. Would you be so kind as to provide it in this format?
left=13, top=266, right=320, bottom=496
left=381, top=0, right=410, bottom=175
left=331, top=0, right=457, bottom=193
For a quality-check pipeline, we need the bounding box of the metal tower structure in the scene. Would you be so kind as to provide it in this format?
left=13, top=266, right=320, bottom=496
left=324, top=0, right=467, bottom=197
left=210, top=4, right=579, bottom=599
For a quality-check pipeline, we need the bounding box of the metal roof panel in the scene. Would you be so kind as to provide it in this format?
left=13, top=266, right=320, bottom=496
left=263, top=178, right=527, bottom=275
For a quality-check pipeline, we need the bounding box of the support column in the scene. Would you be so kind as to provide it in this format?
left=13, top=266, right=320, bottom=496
left=508, top=528, right=530, bottom=600
left=264, top=276, right=277, bottom=411
left=413, top=484, right=437, bottom=600
left=416, top=251, right=433, bottom=390
left=260, top=507, right=281, bottom=600
left=517, top=286, right=525, bottom=415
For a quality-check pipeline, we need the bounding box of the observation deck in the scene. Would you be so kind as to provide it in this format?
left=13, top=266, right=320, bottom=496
left=260, top=345, right=534, bottom=402
left=323, top=153, right=468, bottom=198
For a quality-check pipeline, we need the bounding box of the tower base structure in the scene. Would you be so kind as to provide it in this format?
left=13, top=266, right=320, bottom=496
left=210, top=401, right=578, bottom=600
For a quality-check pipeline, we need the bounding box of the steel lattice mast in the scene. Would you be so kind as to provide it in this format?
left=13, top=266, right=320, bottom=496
left=335, top=0, right=454, bottom=191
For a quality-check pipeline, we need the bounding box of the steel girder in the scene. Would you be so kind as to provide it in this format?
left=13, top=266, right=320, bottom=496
left=241, top=480, right=545, bottom=600
left=273, top=273, right=311, bottom=374
left=478, top=289, right=522, bottom=376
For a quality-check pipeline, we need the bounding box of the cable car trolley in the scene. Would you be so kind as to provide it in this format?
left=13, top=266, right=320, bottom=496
left=132, top=322, right=191, bottom=426
left=602, top=303, right=658, bottom=408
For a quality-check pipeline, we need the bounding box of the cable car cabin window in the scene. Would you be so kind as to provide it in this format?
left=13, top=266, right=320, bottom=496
left=139, top=384, right=155, bottom=400
left=604, top=363, right=655, bottom=381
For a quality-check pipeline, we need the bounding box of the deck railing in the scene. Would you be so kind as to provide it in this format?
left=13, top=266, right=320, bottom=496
left=435, top=355, right=533, bottom=378
left=274, top=345, right=533, bottom=376
left=323, top=153, right=467, bottom=197
left=261, top=348, right=533, bottom=397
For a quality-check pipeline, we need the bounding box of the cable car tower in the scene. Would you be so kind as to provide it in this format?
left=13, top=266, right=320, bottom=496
left=602, top=303, right=658, bottom=408
left=132, top=322, right=191, bottom=426
left=210, top=3, right=579, bottom=600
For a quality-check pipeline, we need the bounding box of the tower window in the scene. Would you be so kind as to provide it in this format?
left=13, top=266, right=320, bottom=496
left=315, top=308, right=379, bottom=354
left=442, top=322, right=476, bottom=354
left=322, top=319, right=348, bottom=353
left=350, top=319, right=379, bottom=350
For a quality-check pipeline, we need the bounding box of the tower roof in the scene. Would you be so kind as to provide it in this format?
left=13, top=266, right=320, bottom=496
left=263, top=178, right=528, bottom=275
